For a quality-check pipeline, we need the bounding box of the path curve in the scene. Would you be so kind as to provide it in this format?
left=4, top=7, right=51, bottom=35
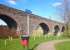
left=35, top=39, right=70, bottom=50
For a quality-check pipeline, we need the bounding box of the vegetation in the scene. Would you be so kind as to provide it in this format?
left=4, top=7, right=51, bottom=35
left=0, top=27, right=17, bottom=38
left=55, top=41, right=70, bottom=50
left=0, top=39, right=24, bottom=50
left=0, top=35, right=69, bottom=50
left=63, top=24, right=70, bottom=38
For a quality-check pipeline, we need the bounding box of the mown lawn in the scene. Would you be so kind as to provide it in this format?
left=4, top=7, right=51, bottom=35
left=0, top=39, right=24, bottom=50
left=55, top=41, right=70, bottom=50
left=0, top=35, right=68, bottom=50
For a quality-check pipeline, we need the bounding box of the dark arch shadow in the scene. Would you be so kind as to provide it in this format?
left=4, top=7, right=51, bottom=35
left=0, top=14, right=17, bottom=29
left=39, top=23, right=49, bottom=35
left=54, top=25, right=60, bottom=36
left=0, top=14, right=17, bottom=38
left=61, top=26, right=65, bottom=32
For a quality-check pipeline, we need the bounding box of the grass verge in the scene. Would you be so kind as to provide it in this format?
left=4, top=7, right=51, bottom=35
left=0, top=35, right=69, bottom=50
left=55, top=41, right=70, bottom=50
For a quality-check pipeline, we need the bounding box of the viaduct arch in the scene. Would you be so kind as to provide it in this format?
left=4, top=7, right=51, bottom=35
left=0, top=4, right=65, bottom=37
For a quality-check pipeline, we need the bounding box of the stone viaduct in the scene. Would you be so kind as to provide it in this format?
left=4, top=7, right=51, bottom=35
left=0, top=4, right=65, bottom=37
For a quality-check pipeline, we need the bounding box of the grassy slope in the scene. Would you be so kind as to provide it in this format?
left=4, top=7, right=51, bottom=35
left=55, top=41, right=70, bottom=50
left=0, top=35, right=68, bottom=50
left=0, top=39, right=24, bottom=50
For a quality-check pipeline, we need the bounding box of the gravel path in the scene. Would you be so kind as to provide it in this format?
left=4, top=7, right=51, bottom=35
left=35, top=39, right=70, bottom=50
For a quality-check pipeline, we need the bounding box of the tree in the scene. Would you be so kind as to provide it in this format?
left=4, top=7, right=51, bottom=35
left=63, top=0, right=70, bottom=37
left=55, top=0, right=70, bottom=37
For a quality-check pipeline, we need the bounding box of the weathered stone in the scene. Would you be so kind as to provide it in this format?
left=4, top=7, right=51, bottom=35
left=0, top=4, right=65, bottom=37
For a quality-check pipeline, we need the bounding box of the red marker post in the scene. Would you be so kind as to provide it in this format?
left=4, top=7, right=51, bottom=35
left=20, top=35, right=29, bottom=50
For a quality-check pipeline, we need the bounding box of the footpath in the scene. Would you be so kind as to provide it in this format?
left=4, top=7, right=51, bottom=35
left=35, top=39, right=70, bottom=50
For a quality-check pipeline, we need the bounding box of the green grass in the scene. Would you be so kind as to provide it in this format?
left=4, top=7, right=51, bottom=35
left=0, top=39, right=24, bottom=50
left=0, top=35, right=69, bottom=50
left=55, top=41, right=70, bottom=50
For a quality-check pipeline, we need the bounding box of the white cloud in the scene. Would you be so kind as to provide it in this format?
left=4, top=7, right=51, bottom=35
left=31, top=10, right=38, bottom=14
left=8, top=0, right=16, bottom=5
left=0, top=19, right=7, bottom=25
left=52, top=2, right=62, bottom=7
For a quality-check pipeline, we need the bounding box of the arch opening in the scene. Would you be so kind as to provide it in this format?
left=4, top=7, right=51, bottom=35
left=61, top=26, right=65, bottom=32
left=39, top=23, right=49, bottom=35
left=0, top=19, right=7, bottom=25
left=0, top=14, right=17, bottom=38
left=54, top=25, right=60, bottom=35
left=0, top=14, right=17, bottom=29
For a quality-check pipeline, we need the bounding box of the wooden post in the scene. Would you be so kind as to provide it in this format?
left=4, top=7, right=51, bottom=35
left=5, top=39, right=7, bottom=48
